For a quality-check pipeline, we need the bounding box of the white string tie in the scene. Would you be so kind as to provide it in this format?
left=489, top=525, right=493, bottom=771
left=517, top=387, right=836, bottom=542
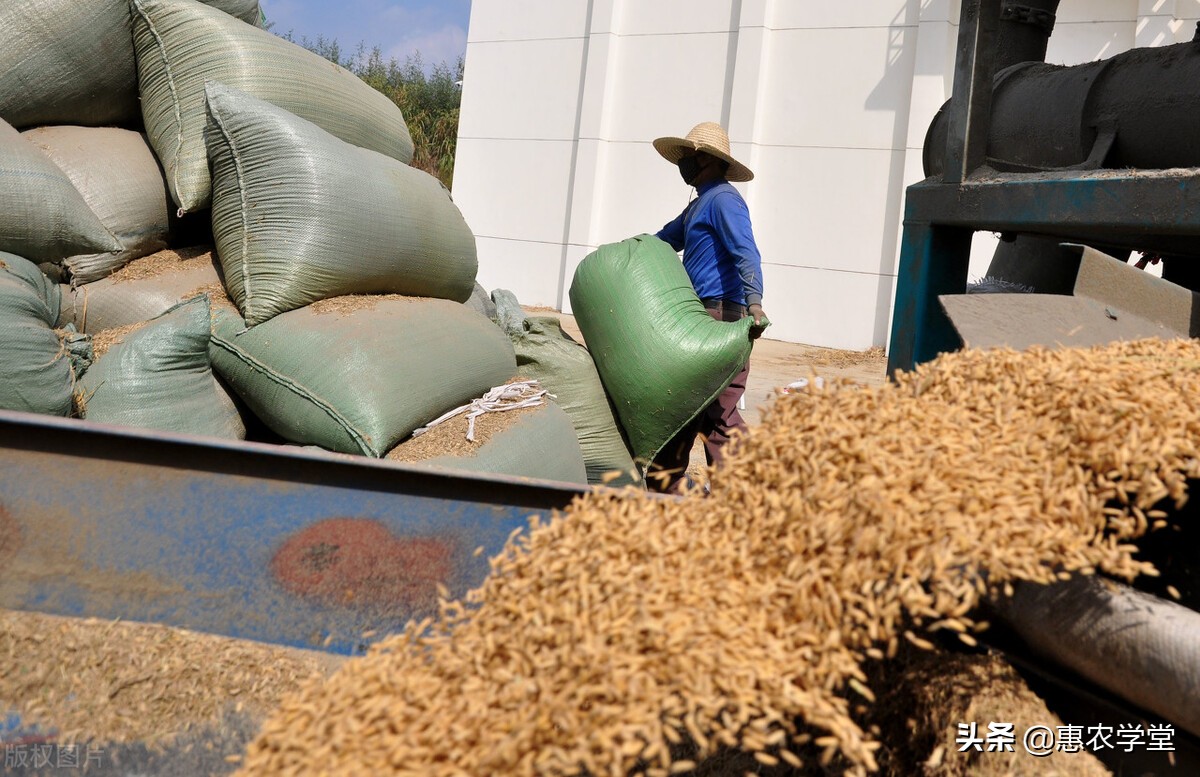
left=410, top=380, right=551, bottom=442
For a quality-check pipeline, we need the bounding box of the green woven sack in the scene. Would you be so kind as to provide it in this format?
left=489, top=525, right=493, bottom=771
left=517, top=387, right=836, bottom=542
left=464, top=282, right=498, bottom=322
left=0, top=0, right=262, bottom=129
left=0, top=119, right=122, bottom=262
left=205, top=83, right=476, bottom=326
left=0, top=257, right=78, bottom=416
left=495, top=295, right=640, bottom=487
left=24, top=127, right=171, bottom=285
left=132, top=0, right=413, bottom=213
left=387, top=402, right=588, bottom=485
left=568, top=234, right=757, bottom=465
left=203, top=0, right=262, bottom=25
left=0, top=252, right=61, bottom=318
left=78, top=296, right=246, bottom=439
left=73, top=248, right=223, bottom=334
left=209, top=298, right=518, bottom=457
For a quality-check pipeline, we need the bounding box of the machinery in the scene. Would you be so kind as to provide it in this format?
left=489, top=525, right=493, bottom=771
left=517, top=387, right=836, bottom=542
left=888, top=0, right=1200, bottom=374
left=0, top=411, right=584, bottom=656
left=888, top=1, right=1200, bottom=773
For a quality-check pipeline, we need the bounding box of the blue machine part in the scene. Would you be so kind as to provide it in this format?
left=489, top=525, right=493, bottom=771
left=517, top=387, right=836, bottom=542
left=0, top=409, right=588, bottom=655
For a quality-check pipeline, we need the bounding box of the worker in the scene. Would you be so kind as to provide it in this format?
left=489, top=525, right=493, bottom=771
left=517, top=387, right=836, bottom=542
left=647, top=121, right=767, bottom=493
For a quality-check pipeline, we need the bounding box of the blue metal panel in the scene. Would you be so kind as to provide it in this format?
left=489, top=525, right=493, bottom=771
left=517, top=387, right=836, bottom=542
left=889, top=168, right=1200, bottom=374
left=905, top=170, right=1200, bottom=250
left=0, top=410, right=590, bottom=655
left=886, top=221, right=973, bottom=375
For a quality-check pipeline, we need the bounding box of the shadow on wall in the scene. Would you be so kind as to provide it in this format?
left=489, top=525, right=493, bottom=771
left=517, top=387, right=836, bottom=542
left=864, top=0, right=924, bottom=345
left=719, top=0, right=743, bottom=127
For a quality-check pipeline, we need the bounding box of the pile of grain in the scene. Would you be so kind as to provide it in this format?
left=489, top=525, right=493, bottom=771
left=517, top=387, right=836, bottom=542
left=386, top=403, right=533, bottom=462
left=0, top=608, right=335, bottom=747
left=104, top=246, right=214, bottom=283
left=238, top=338, right=1200, bottom=776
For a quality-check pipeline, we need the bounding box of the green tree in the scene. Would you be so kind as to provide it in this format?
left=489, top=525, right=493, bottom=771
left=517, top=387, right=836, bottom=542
left=279, top=32, right=463, bottom=189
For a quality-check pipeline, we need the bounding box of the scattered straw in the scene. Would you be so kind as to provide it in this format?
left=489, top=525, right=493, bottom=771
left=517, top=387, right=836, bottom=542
left=808, top=344, right=887, bottom=369
left=91, top=320, right=149, bottom=360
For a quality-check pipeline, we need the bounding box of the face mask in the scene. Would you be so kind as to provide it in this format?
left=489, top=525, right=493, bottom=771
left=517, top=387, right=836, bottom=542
left=677, top=155, right=702, bottom=185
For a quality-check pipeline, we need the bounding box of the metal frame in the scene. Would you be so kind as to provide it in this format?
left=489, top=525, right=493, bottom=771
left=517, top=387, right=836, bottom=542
left=887, top=0, right=1200, bottom=374
left=0, top=410, right=591, bottom=655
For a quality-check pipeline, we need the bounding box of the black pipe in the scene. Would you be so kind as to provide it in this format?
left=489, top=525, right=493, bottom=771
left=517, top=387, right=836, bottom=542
left=923, top=0, right=1061, bottom=177
left=985, top=235, right=1079, bottom=294
left=926, top=39, right=1200, bottom=177
left=995, top=0, right=1059, bottom=69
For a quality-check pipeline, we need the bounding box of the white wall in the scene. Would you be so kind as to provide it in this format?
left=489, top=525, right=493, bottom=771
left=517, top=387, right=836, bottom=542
left=454, top=0, right=1200, bottom=350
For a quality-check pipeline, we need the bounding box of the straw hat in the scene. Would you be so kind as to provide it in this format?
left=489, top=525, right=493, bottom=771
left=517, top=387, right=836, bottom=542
left=652, top=121, right=754, bottom=182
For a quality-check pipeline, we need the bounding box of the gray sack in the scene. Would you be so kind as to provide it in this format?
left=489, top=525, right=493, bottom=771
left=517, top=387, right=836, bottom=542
left=72, top=248, right=225, bottom=334
left=0, top=119, right=121, bottom=262
left=0, top=0, right=263, bottom=129
left=79, top=295, right=246, bottom=439
left=205, top=83, right=474, bottom=326
left=133, top=0, right=413, bottom=212
left=23, top=126, right=172, bottom=285
left=209, top=298, right=518, bottom=457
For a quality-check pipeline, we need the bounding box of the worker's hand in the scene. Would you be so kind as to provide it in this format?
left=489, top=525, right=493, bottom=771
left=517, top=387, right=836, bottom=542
left=748, top=304, right=767, bottom=340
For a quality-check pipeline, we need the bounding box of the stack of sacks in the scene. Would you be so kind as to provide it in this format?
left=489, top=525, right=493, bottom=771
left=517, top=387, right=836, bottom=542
left=201, top=83, right=519, bottom=460
left=0, top=0, right=265, bottom=285
left=0, top=0, right=269, bottom=434
left=0, top=0, right=592, bottom=485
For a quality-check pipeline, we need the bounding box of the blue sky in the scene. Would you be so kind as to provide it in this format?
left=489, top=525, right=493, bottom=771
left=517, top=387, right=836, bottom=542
left=260, top=0, right=472, bottom=70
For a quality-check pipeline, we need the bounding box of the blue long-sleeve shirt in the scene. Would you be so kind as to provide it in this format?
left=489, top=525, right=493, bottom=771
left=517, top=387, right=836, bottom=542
left=655, top=180, right=764, bottom=307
